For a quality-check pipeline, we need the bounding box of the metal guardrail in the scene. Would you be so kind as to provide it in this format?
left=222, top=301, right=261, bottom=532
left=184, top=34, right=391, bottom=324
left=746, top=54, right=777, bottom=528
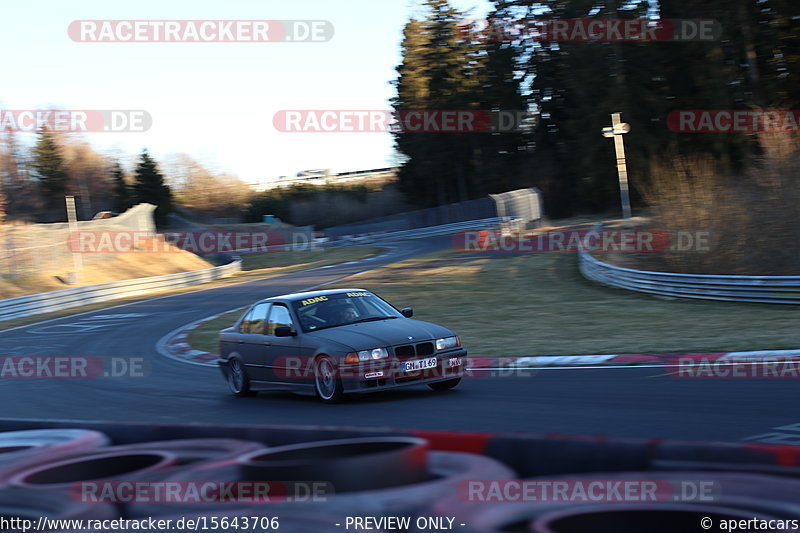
left=579, top=233, right=800, bottom=305
left=0, top=259, right=242, bottom=322
left=331, top=217, right=522, bottom=245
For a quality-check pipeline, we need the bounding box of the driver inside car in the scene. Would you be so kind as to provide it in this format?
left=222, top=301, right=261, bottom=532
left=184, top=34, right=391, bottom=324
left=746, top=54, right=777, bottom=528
left=338, top=304, right=358, bottom=323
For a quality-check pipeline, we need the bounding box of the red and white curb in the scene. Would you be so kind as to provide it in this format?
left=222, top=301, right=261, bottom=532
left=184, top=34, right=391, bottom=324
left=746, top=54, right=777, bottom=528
left=158, top=310, right=235, bottom=366
left=499, top=350, right=800, bottom=368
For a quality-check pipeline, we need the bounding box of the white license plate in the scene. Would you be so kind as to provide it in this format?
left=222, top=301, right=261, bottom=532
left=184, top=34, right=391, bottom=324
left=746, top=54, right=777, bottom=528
left=402, top=357, right=438, bottom=372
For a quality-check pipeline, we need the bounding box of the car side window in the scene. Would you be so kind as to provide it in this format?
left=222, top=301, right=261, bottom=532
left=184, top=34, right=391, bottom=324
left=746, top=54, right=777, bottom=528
left=266, top=305, right=294, bottom=335
left=239, top=303, right=270, bottom=334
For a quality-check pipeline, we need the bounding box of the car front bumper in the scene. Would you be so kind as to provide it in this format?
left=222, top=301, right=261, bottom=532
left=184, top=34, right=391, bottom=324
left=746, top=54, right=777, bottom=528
left=338, top=349, right=468, bottom=394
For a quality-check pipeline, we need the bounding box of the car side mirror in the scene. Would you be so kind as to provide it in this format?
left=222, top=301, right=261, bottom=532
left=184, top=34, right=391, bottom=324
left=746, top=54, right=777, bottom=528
left=400, top=307, right=414, bottom=318
left=274, top=326, right=296, bottom=337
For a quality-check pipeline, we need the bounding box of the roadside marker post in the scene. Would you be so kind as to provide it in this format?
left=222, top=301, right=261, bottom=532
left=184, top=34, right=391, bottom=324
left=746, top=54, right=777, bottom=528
left=602, top=113, right=632, bottom=221
left=65, top=195, right=83, bottom=284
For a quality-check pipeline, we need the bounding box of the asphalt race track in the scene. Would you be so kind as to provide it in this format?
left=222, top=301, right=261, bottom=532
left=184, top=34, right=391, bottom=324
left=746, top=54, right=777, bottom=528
left=0, top=237, right=798, bottom=446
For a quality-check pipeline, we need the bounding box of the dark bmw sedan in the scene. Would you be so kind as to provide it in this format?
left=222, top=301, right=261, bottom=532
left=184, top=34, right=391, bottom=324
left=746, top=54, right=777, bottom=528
left=217, top=288, right=466, bottom=402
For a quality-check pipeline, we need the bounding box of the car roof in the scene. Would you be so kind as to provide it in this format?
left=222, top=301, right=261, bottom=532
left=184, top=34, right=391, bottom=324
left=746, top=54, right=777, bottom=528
left=255, top=288, right=372, bottom=305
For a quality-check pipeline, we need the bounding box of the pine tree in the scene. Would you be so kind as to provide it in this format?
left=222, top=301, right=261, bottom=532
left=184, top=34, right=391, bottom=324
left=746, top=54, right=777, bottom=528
left=132, top=150, right=172, bottom=227
left=31, top=127, right=69, bottom=211
left=393, top=0, right=485, bottom=207
left=111, top=161, right=132, bottom=213
left=474, top=2, right=532, bottom=197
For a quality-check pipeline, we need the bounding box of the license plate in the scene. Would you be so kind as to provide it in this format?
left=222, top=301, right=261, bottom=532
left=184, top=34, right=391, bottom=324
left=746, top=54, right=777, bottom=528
left=402, top=357, right=438, bottom=372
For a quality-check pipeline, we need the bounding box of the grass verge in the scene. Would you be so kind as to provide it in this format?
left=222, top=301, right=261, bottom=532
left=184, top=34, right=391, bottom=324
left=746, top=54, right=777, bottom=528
left=323, top=251, right=800, bottom=356
left=188, top=245, right=800, bottom=357
left=187, top=309, right=246, bottom=354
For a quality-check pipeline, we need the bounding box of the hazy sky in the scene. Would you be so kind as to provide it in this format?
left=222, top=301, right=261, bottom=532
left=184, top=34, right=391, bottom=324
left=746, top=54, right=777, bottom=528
left=2, top=0, right=491, bottom=185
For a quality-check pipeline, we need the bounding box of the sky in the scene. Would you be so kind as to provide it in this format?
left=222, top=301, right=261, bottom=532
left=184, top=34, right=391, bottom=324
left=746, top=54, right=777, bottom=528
left=1, top=0, right=492, bottom=186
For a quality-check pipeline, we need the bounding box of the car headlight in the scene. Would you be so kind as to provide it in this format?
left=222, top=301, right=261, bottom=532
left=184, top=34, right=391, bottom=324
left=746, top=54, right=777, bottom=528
left=345, top=348, right=389, bottom=363
left=436, top=336, right=461, bottom=350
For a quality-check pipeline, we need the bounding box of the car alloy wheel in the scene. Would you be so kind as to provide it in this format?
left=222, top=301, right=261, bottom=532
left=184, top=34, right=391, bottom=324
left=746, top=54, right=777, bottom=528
left=314, top=356, right=343, bottom=403
left=227, top=358, right=253, bottom=397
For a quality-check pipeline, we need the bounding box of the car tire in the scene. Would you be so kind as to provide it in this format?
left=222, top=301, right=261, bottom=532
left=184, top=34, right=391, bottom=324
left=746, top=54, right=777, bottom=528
left=428, top=378, right=461, bottom=391
left=227, top=358, right=255, bottom=397
left=314, top=356, right=344, bottom=404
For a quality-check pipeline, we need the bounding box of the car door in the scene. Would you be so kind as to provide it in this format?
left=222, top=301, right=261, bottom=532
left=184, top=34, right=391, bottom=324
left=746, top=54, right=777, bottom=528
left=236, top=302, right=272, bottom=382
left=264, top=304, right=303, bottom=386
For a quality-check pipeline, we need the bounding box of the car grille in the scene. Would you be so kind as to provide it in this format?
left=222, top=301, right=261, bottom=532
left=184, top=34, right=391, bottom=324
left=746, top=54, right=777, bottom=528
left=393, top=341, right=435, bottom=361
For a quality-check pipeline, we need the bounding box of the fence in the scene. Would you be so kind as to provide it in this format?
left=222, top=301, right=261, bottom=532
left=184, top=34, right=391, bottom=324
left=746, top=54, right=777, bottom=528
left=0, top=258, right=241, bottom=322
left=324, top=188, right=543, bottom=238
left=0, top=204, right=156, bottom=279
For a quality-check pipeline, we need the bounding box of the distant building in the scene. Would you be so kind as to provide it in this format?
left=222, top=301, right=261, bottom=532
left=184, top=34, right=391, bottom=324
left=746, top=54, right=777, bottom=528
left=254, top=167, right=398, bottom=191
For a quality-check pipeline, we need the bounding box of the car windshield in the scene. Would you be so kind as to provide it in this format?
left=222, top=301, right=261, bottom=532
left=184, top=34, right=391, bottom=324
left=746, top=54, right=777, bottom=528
left=291, top=291, right=402, bottom=332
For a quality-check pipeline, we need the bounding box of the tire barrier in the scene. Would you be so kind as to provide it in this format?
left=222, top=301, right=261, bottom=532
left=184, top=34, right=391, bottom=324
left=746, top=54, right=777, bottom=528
left=119, top=439, right=268, bottom=465
left=125, top=447, right=515, bottom=518
left=7, top=451, right=178, bottom=489
left=529, top=504, right=788, bottom=533
left=484, top=435, right=652, bottom=477
left=481, top=434, right=800, bottom=477
left=0, top=420, right=799, bottom=531
left=0, top=429, right=110, bottom=467
left=236, top=437, right=429, bottom=492
left=428, top=471, right=800, bottom=532
left=0, top=487, right=117, bottom=521
left=0, top=438, right=269, bottom=487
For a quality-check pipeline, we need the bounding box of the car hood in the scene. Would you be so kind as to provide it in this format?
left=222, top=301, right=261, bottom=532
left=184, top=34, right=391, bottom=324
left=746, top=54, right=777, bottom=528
left=306, top=318, right=455, bottom=351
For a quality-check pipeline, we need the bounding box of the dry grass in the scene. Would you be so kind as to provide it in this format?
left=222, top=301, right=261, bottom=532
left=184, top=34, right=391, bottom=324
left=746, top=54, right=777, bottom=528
left=0, top=238, right=212, bottom=299
left=636, top=133, right=800, bottom=274
left=0, top=246, right=380, bottom=331
left=318, top=250, right=800, bottom=356
left=188, top=309, right=245, bottom=354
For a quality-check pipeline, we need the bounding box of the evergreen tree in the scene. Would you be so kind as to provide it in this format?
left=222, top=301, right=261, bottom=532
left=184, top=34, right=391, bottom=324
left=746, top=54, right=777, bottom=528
left=111, top=161, right=132, bottom=213
left=31, top=127, right=69, bottom=211
left=394, top=0, right=799, bottom=216
left=474, top=4, right=533, bottom=196
left=132, top=150, right=172, bottom=227
left=393, top=0, right=485, bottom=207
